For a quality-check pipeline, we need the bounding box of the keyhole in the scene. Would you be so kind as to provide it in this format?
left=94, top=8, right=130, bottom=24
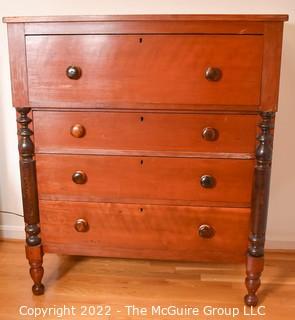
left=140, top=159, right=144, bottom=165
left=139, top=207, right=144, bottom=213
left=139, top=37, right=143, bottom=43
left=140, top=116, right=144, bottom=122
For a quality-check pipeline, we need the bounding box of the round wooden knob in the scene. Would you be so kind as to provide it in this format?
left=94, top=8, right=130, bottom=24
left=198, top=224, right=215, bottom=238
left=72, top=171, right=87, bottom=184
left=202, top=127, right=218, bottom=141
left=66, top=65, right=82, bottom=80
left=74, top=218, right=89, bottom=232
left=205, top=67, right=222, bottom=81
left=70, top=124, right=85, bottom=138
left=200, top=175, right=216, bottom=188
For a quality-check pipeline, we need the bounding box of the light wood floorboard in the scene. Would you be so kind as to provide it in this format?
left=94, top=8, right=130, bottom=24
left=0, top=240, right=294, bottom=319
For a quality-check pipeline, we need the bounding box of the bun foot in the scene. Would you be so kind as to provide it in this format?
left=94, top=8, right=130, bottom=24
left=244, top=294, right=258, bottom=307
left=32, top=283, right=45, bottom=295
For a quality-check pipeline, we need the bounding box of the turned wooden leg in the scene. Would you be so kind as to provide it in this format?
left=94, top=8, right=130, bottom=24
left=26, top=245, right=44, bottom=295
left=245, top=112, right=274, bottom=306
left=245, top=255, right=264, bottom=306
left=17, top=108, right=45, bottom=295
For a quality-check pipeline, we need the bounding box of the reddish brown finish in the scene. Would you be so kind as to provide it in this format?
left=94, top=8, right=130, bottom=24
left=36, top=148, right=255, bottom=160
left=36, top=154, right=254, bottom=205
left=17, top=108, right=44, bottom=295
left=72, top=170, right=87, bottom=185
left=249, top=112, right=275, bottom=258
left=26, top=35, right=263, bottom=107
left=33, top=111, right=258, bottom=154
left=17, top=109, right=40, bottom=228
left=198, top=224, right=215, bottom=239
left=4, top=15, right=287, bottom=304
left=202, top=127, right=219, bottom=141
left=3, top=14, right=289, bottom=23
left=74, top=218, right=89, bottom=233
left=245, top=255, right=264, bottom=306
left=70, top=123, right=85, bottom=138
left=25, top=245, right=44, bottom=295
left=39, top=200, right=250, bottom=263
left=245, top=112, right=275, bottom=306
left=23, top=21, right=265, bottom=36
left=260, top=23, right=285, bottom=111
left=6, top=24, right=28, bottom=107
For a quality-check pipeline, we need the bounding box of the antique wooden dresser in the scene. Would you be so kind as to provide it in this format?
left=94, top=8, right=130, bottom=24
left=3, top=14, right=288, bottom=306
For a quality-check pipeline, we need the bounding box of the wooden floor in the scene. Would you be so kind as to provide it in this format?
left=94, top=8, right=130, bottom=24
left=0, top=240, right=294, bottom=319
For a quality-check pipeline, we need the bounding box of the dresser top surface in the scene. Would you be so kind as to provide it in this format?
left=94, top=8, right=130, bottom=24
left=2, top=14, right=289, bottom=23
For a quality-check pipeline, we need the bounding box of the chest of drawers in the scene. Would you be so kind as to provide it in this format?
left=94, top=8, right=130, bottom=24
left=4, top=14, right=288, bottom=306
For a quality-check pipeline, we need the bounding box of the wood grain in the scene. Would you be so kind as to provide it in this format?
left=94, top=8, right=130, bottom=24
left=260, top=22, right=285, bottom=111
left=1, top=240, right=294, bottom=320
left=3, top=15, right=288, bottom=305
left=16, top=108, right=45, bottom=294
left=245, top=112, right=275, bottom=306
left=23, top=21, right=265, bottom=35
left=34, top=149, right=255, bottom=160
left=39, top=200, right=250, bottom=263
left=6, top=23, right=28, bottom=107
left=35, top=154, right=254, bottom=205
left=3, top=14, right=289, bottom=23
left=33, top=111, right=258, bottom=154
left=26, top=35, right=263, bottom=107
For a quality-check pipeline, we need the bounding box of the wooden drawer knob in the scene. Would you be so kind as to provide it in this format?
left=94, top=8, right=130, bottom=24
left=74, top=218, right=89, bottom=232
left=205, top=67, right=222, bottom=81
left=198, top=224, right=215, bottom=238
left=200, top=175, right=216, bottom=188
left=70, top=124, right=85, bottom=138
left=66, top=65, right=82, bottom=80
left=202, top=127, right=218, bottom=141
left=72, top=171, right=87, bottom=184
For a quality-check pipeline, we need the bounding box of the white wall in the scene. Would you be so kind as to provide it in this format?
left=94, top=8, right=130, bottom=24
left=0, top=1, right=294, bottom=248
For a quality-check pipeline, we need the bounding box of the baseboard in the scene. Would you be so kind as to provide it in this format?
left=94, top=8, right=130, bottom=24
left=0, top=225, right=24, bottom=239
left=265, top=240, right=295, bottom=250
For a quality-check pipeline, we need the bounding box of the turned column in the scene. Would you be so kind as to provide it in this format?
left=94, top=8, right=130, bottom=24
left=17, top=108, right=44, bottom=295
left=245, top=112, right=275, bottom=306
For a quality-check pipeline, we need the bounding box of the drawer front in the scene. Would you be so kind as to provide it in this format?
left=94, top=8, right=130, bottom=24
left=34, top=111, right=257, bottom=154
left=26, top=35, right=263, bottom=108
left=40, top=200, right=250, bottom=262
left=36, top=154, right=254, bottom=205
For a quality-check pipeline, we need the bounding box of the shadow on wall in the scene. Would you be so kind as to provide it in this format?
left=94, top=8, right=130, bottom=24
left=0, top=21, right=7, bottom=238
left=0, top=21, right=24, bottom=239
left=266, top=21, right=295, bottom=249
left=273, top=22, right=295, bottom=188
left=0, top=31, right=6, bottom=237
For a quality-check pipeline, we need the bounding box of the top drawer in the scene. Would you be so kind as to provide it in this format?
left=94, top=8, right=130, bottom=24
left=26, top=35, right=263, bottom=108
